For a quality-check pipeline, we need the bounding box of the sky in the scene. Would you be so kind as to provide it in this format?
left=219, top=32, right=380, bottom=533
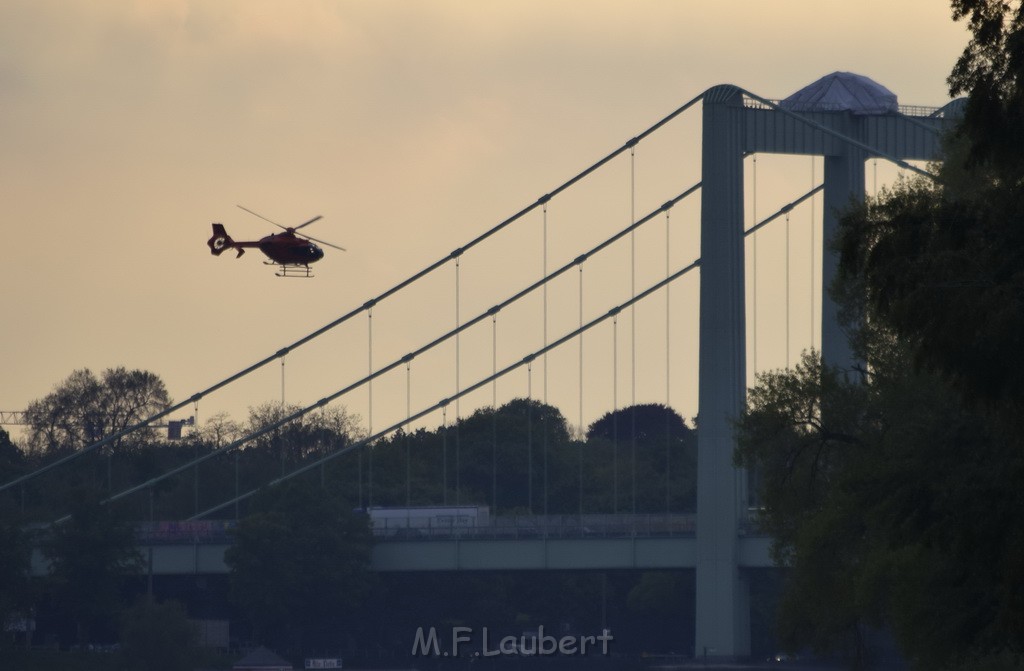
left=0, top=1, right=970, bottom=444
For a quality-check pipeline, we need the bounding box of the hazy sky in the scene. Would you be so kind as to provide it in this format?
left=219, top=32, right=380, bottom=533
left=0, top=1, right=969, bottom=442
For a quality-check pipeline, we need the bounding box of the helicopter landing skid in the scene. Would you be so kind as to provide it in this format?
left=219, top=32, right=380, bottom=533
left=267, top=262, right=314, bottom=278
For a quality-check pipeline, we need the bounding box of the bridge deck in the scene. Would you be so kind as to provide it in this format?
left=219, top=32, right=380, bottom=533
left=30, top=534, right=773, bottom=576
left=30, top=514, right=775, bottom=575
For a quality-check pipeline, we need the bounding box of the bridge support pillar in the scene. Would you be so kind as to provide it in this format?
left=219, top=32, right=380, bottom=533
left=822, top=127, right=866, bottom=372
left=688, top=77, right=952, bottom=661
left=695, top=85, right=750, bottom=661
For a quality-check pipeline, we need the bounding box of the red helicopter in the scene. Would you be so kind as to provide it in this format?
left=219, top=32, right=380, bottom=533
left=207, top=205, right=346, bottom=277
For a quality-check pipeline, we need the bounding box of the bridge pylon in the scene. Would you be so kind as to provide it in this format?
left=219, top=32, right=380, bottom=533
left=694, top=76, right=959, bottom=661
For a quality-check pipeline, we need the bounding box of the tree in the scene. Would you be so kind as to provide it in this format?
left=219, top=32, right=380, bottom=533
left=452, top=398, right=572, bottom=512
left=0, top=427, right=26, bottom=480
left=225, top=480, right=374, bottom=654
left=587, top=403, right=690, bottom=444
left=119, top=596, right=198, bottom=671
left=586, top=404, right=697, bottom=513
left=750, top=5, right=1024, bottom=665
left=736, top=342, right=1024, bottom=669
left=948, top=1, right=1024, bottom=180
left=741, top=141, right=1024, bottom=667
left=361, top=398, right=576, bottom=513
left=830, top=1, right=1024, bottom=410
left=244, top=402, right=362, bottom=467
left=24, top=367, right=171, bottom=453
left=827, top=209, right=1024, bottom=665
left=42, top=490, right=142, bottom=646
left=0, top=504, right=32, bottom=650
left=197, top=411, right=243, bottom=448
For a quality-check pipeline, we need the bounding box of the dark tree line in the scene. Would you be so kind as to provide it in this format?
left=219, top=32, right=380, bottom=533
left=6, top=365, right=695, bottom=526
left=0, top=360, right=699, bottom=664
left=365, top=399, right=696, bottom=516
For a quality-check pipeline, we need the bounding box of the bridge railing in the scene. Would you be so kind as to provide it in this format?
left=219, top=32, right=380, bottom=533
left=136, top=519, right=237, bottom=545
left=741, top=95, right=943, bottom=118
left=134, top=514, right=698, bottom=545
left=371, top=513, right=697, bottom=541
left=126, top=512, right=783, bottom=545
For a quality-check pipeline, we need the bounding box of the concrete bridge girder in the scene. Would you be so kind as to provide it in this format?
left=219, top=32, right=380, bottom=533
left=29, top=535, right=774, bottom=577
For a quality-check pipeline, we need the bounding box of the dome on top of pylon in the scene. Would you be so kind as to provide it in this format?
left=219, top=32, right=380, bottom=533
left=780, top=72, right=898, bottom=115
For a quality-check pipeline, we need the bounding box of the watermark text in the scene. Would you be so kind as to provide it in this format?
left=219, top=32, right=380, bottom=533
left=411, top=626, right=613, bottom=658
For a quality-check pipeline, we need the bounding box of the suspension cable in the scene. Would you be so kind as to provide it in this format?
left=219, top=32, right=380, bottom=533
left=745, top=184, right=823, bottom=237
left=14, top=86, right=924, bottom=498
left=169, top=91, right=929, bottom=520
left=739, top=88, right=939, bottom=181
left=70, top=183, right=702, bottom=519
left=188, top=255, right=706, bottom=521
left=2, top=92, right=707, bottom=494
left=59, top=183, right=815, bottom=524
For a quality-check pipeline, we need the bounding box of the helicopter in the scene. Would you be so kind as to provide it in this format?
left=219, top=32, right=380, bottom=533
left=207, top=205, right=346, bottom=277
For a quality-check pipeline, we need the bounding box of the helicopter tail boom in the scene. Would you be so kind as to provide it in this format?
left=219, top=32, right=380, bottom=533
left=208, top=223, right=244, bottom=258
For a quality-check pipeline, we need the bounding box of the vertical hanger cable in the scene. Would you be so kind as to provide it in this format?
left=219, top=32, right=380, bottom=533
left=455, top=258, right=461, bottom=505
left=665, top=208, right=672, bottom=514
left=367, top=308, right=373, bottom=507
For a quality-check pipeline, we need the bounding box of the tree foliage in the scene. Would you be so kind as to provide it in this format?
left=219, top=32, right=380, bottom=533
left=739, top=341, right=1024, bottom=668
left=224, top=481, right=374, bottom=655
left=24, top=368, right=171, bottom=453
left=836, top=0, right=1024, bottom=406
left=587, top=403, right=691, bottom=444
left=362, top=399, right=696, bottom=514
left=737, top=4, right=1024, bottom=667
left=949, top=0, right=1024, bottom=179
left=42, top=491, right=142, bottom=646
left=119, top=596, right=198, bottom=671
left=587, top=403, right=697, bottom=513
left=0, top=503, right=32, bottom=647
left=244, top=402, right=362, bottom=459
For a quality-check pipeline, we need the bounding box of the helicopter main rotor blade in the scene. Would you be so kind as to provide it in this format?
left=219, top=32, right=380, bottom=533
left=237, top=204, right=288, bottom=231
left=293, top=215, right=323, bottom=231
left=298, top=232, right=347, bottom=252
left=237, top=205, right=342, bottom=249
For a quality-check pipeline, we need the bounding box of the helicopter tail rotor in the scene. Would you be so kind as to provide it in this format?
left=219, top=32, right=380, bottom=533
left=208, top=223, right=244, bottom=258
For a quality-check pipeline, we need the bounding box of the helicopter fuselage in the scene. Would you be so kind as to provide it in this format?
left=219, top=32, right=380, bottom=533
left=257, top=231, right=324, bottom=266
left=208, top=224, right=324, bottom=267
